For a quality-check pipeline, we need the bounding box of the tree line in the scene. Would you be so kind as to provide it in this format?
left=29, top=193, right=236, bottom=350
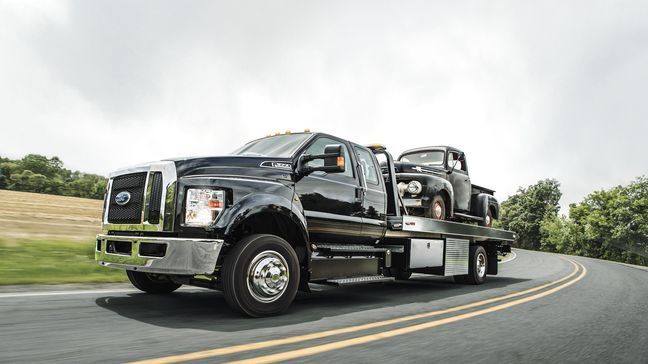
left=0, top=154, right=107, bottom=200
left=496, top=177, right=648, bottom=267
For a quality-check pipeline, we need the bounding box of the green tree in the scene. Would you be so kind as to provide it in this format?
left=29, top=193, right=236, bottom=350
left=498, top=179, right=562, bottom=250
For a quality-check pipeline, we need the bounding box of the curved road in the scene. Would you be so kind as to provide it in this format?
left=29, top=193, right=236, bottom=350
left=1, top=249, right=647, bottom=363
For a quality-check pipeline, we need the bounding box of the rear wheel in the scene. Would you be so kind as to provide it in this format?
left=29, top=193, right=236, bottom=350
left=222, top=234, right=300, bottom=317
left=453, top=245, right=487, bottom=285
left=426, top=194, right=446, bottom=220
left=126, top=271, right=182, bottom=294
left=480, top=208, right=494, bottom=227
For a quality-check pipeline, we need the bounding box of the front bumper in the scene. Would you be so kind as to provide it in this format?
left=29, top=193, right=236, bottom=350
left=95, top=234, right=224, bottom=275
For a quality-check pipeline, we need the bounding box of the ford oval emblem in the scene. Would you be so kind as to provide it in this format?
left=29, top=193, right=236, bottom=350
left=115, top=191, right=131, bottom=206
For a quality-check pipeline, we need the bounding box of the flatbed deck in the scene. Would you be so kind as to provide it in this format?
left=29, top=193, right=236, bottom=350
left=385, top=215, right=517, bottom=242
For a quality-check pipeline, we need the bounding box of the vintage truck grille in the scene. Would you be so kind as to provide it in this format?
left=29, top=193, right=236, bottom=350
left=107, top=172, right=147, bottom=224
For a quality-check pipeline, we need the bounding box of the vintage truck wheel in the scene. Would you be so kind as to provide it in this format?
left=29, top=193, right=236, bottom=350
left=480, top=208, right=493, bottom=227
left=426, top=195, right=446, bottom=220
left=222, top=234, right=300, bottom=317
left=453, top=245, right=487, bottom=285
left=126, top=271, right=182, bottom=294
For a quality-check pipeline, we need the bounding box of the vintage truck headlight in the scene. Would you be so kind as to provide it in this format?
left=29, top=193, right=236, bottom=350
left=184, top=188, right=225, bottom=227
left=407, top=181, right=423, bottom=195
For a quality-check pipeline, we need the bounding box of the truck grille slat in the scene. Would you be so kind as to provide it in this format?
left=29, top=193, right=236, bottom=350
left=148, top=172, right=163, bottom=224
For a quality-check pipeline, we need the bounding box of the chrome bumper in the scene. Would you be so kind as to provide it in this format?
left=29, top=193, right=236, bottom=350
left=95, top=234, right=224, bottom=275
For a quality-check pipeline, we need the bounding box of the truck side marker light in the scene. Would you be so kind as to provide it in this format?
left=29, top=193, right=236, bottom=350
left=337, top=157, right=345, bottom=167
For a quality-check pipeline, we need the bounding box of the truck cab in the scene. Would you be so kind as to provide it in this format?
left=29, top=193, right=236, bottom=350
left=395, top=146, right=499, bottom=227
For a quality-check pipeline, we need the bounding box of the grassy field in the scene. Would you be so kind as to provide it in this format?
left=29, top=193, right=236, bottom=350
left=0, top=190, right=127, bottom=285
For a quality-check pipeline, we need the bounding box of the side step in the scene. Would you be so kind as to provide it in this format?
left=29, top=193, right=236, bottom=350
left=315, top=243, right=405, bottom=253
left=453, top=212, right=484, bottom=222
left=326, top=275, right=395, bottom=286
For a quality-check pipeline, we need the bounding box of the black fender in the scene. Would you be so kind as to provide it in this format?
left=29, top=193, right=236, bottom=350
left=396, top=173, right=455, bottom=216
left=472, top=193, right=499, bottom=219
left=214, top=193, right=309, bottom=245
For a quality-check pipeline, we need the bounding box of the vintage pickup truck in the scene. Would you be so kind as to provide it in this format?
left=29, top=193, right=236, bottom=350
left=394, top=146, right=499, bottom=227
left=95, top=132, right=515, bottom=317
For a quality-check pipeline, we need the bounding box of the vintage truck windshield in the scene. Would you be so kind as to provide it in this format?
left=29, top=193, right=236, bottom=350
left=400, top=150, right=445, bottom=166
left=231, top=133, right=312, bottom=157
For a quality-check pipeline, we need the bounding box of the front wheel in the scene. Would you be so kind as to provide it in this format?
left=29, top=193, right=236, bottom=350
left=126, top=271, right=182, bottom=294
left=426, top=194, right=446, bottom=220
left=222, top=234, right=300, bottom=317
left=453, top=245, right=487, bottom=285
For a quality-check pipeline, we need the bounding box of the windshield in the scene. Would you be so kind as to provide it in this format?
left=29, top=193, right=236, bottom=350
left=400, top=150, right=445, bottom=166
left=231, top=134, right=312, bottom=158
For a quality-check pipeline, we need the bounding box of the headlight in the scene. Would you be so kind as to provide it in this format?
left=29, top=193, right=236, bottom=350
left=407, top=181, right=423, bottom=195
left=184, top=188, right=225, bottom=227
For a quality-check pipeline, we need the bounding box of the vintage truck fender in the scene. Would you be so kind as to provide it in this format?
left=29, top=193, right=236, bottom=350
left=396, top=172, right=455, bottom=216
left=471, top=193, right=500, bottom=219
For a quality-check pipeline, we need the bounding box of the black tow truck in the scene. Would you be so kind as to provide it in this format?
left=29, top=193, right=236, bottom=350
left=95, top=132, right=516, bottom=317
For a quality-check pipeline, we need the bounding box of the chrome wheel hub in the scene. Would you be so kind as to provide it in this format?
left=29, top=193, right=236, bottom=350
left=247, top=250, right=289, bottom=303
left=485, top=215, right=492, bottom=226
left=476, top=252, right=486, bottom=278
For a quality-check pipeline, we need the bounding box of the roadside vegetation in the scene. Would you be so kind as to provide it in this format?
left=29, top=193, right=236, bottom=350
left=0, top=190, right=126, bottom=285
left=0, top=239, right=126, bottom=285
left=0, top=154, right=107, bottom=199
left=496, top=177, right=648, bottom=267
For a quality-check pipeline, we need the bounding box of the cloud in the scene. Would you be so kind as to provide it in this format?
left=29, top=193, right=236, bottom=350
left=1, top=0, right=646, bottom=208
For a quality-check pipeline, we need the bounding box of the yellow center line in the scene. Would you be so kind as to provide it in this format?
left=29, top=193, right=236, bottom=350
left=229, top=260, right=587, bottom=364
left=131, top=259, right=581, bottom=364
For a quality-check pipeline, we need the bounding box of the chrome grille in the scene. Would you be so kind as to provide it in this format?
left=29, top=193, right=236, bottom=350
left=103, top=161, right=177, bottom=232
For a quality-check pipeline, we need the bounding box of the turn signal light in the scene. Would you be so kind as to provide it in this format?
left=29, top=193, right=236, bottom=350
left=208, top=199, right=223, bottom=208
left=337, top=156, right=345, bottom=167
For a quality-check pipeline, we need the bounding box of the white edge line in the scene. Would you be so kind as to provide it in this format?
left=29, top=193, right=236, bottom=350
left=499, top=251, right=517, bottom=264
left=0, top=289, right=139, bottom=298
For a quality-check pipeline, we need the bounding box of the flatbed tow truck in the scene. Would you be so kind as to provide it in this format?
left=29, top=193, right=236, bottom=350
left=95, top=132, right=516, bottom=316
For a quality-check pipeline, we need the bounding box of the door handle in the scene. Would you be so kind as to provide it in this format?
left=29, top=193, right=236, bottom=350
left=355, top=186, right=365, bottom=202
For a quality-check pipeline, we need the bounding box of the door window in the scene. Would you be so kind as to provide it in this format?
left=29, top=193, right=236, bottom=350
left=355, top=147, right=380, bottom=185
left=303, top=137, right=354, bottom=178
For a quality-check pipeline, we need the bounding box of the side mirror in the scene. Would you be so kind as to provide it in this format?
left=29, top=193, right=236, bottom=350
left=297, top=144, right=345, bottom=177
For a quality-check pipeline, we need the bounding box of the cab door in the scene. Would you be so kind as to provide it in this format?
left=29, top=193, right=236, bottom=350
left=354, top=146, right=387, bottom=242
left=447, top=150, right=471, bottom=211
left=294, top=136, right=364, bottom=243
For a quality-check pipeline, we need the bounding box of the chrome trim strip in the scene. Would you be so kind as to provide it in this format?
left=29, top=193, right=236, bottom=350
left=304, top=210, right=364, bottom=223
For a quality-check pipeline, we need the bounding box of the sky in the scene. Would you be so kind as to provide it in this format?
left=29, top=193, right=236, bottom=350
left=1, top=0, right=647, bottom=209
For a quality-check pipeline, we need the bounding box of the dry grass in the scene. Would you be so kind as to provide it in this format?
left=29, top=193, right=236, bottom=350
left=0, top=190, right=102, bottom=242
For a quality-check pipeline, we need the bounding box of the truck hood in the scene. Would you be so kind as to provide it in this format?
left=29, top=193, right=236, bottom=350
left=393, top=161, right=446, bottom=176
left=168, top=155, right=294, bottom=180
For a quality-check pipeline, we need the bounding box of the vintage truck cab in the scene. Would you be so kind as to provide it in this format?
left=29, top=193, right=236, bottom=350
left=395, top=146, right=499, bottom=227
left=95, top=132, right=515, bottom=317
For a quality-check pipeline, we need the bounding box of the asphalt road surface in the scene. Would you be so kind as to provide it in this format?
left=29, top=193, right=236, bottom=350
left=1, top=249, right=647, bottom=363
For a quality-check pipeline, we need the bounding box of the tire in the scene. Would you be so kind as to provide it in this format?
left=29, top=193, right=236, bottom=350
left=453, top=245, right=488, bottom=285
left=426, top=194, right=446, bottom=220
left=126, top=271, right=182, bottom=294
left=480, top=208, right=493, bottom=227
left=222, top=234, right=300, bottom=317
left=384, top=267, right=412, bottom=280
